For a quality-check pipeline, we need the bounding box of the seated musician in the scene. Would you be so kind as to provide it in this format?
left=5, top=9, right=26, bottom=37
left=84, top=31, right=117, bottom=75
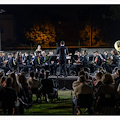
left=48, top=51, right=57, bottom=75
left=102, top=51, right=109, bottom=61
left=81, top=50, right=89, bottom=67
left=78, top=52, right=83, bottom=62
left=17, top=52, right=28, bottom=72
left=6, top=53, right=11, bottom=69
left=34, top=51, right=42, bottom=72
left=70, top=52, right=82, bottom=75
left=0, top=52, right=9, bottom=74
left=101, top=51, right=112, bottom=72
left=72, top=52, right=82, bottom=64
left=94, top=51, right=102, bottom=69
left=110, top=49, right=119, bottom=70
left=40, top=51, right=49, bottom=70
left=22, top=52, right=33, bottom=72
left=30, top=52, right=35, bottom=65
left=2, top=51, right=9, bottom=68
left=88, top=51, right=102, bottom=73
left=8, top=52, right=17, bottom=72
left=2, top=52, right=8, bottom=64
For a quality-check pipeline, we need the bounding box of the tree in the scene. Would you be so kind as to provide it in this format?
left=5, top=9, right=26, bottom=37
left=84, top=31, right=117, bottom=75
left=80, top=24, right=109, bottom=47
left=25, top=23, right=56, bottom=46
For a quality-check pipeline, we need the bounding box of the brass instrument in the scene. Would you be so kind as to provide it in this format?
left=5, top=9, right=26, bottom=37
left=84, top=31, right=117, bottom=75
left=114, top=40, right=120, bottom=52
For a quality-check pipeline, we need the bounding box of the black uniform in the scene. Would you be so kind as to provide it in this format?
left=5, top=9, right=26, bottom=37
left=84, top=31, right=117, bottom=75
left=8, top=56, right=17, bottom=71
left=56, top=46, right=69, bottom=76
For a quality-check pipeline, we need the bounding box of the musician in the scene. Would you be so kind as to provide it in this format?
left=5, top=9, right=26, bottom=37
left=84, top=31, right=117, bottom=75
left=0, top=52, right=9, bottom=73
left=71, top=52, right=78, bottom=64
left=78, top=52, right=83, bottom=62
left=1, top=51, right=9, bottom=67
left=6, top=53, right=11, bottom=68
left=48, top=51, right=57, bottom=75
left=88, top=51, right=102, bottom=73
left=34, top=51, right=42, bottom=72
left=40, top=51, right=49, bottom=70
left=30, top=52, right=35, bottom=65
left=36, top=45, right=42, bottom=53
left=2, top=51, right=8, bottom=62
left=81, top=50, right=89, bottom=67
left=23, top=52, right=33, bottom=72
left=8, top=52, right=17, bottom=71
left=101, top=51, right=110, bottom=72
left=56, top=41, right=69, bottom=77
left=102, top=51, right=109, bottom=61
left=70, top=52, right=82, bottom=75
left=17, top=52, right=28, bottom=72
left=17, top=52, right=23, bottom=64
left=110, top=49, right=119, bottom=69
left=94, top=51, right=102, bottom=69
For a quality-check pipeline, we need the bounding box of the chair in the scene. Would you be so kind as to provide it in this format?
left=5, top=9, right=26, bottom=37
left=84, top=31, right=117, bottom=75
left=96, top=93, right=116, bottom=115
left=40, top=78, right=58, bottom=102
left=73, top=94, right=93, bottom=115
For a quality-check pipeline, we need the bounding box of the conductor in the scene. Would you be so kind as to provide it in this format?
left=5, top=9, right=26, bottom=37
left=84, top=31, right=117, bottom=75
left=56, top=41, right=69, bottom=77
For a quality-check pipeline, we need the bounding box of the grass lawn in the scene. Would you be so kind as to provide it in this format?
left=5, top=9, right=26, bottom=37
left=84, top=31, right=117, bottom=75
left=25, top=90, right=74, bottom=115
left=0, top=90, right=87, bottom=115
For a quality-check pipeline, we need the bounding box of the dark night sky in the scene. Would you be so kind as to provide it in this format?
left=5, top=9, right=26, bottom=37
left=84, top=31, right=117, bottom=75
left=0, top=5, right=119, bottom=48
left=0, top=5, right=108, bottom=21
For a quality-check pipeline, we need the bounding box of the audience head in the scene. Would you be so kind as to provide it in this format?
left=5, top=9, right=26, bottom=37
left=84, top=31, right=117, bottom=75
left=30, top=71, right=34, bottom=78
left=9, top=72, right=16, bottom=79
left=0, top=76, right=6, bottom=86
left=102, top=73, right=113, bottom=84
left=45, top=70, right=50, bottom=79
left=78, top=71, right=86, bottom=77
left=116, top=69, right=120, bottom=77
left=112, top=67, right=118, bottom=74
left=79, top=75, right=86, bottom=83
left=97, top=67, right=105, bottom=74
left=35, top=72, right=38, bottom=79
left=18, top=74, right=27, bottom=87
left=96, top=72, right=103, bottom=80
left=5, top=77, right=13, bottom=87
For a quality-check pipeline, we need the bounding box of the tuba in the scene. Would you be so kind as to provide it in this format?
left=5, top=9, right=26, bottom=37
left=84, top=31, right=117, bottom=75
left=114, top=40, right=120, bottom=52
